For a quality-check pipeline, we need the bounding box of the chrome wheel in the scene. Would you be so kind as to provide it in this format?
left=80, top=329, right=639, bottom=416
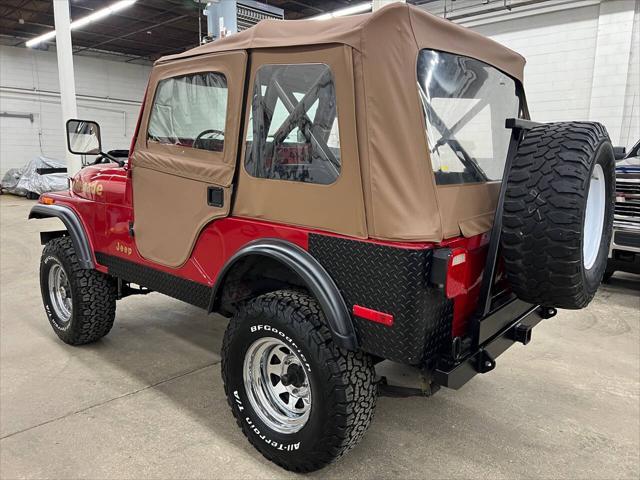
left=583, top=163, right=606, bottom=269
left=243, top=337, right=311, bottom=434
left=48, top=261, right=72, bottom=324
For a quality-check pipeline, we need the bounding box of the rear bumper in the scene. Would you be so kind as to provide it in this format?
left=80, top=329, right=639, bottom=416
left=433, top=299, right=555, bottom=389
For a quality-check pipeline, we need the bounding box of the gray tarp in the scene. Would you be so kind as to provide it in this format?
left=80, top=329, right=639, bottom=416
left=1, top=156, right=68, bottom=197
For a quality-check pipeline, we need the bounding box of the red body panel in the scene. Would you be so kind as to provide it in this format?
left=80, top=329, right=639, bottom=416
left=41, top=164, right=488, bottom=338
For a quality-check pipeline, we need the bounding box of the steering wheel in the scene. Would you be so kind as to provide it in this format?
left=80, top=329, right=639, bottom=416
left=193, top=129, right=224, bottom=149
left=90, top=152, right=126, bottom=167
left=91, top=154, right=110, bottom=165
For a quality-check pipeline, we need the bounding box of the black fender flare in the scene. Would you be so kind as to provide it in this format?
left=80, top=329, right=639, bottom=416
left=208, top=238, right=358, bottom=351
left=29, top=204, right=95, bottom=269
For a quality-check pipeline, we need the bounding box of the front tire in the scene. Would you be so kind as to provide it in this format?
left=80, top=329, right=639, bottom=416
left=40, top=236, right=116, bottom=345
left=221, top=290, right=376, bottom=473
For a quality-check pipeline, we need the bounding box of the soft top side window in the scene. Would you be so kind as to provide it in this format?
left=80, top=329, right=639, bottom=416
left=417, top=50, right=520, bottom=185
left=244, top=63, right=341, bottom=185
left=148, top=71, right=228, bottom=153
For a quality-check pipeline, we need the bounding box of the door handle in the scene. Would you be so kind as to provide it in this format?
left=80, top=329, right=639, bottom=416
left=207, top=186, right=224, bottom=208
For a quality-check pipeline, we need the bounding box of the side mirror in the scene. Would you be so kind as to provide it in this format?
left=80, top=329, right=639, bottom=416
left=613, top=146, right=626, bottom=160
left=66, top=119, right=102, bottom=155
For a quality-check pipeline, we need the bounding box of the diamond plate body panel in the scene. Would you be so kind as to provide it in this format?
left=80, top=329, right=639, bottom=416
left=309, top=234, right=452, bottom=366
left=95, top=253, right=211, bottom=309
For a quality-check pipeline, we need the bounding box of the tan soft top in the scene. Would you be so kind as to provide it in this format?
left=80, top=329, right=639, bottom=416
left=146, top=4, right=526, bottom=244
left=159, top=4, right=524, bottom=82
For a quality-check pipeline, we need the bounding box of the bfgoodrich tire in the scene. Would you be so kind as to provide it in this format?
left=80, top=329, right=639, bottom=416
left=221, top=290, right=377, bottom=473
left=502, top=122, right=615, bottom=309
left=40, top=236, right=117, bottom=345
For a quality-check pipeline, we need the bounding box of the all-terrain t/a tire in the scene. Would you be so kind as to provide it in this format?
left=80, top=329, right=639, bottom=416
left=40, top=236, right=117, bottom=345
left=502, top=122, right=615, bottom=309
left=221, top=290, right=377, bottom=473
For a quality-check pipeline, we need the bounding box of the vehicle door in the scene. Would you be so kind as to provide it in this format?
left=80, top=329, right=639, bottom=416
left=130, top=51, right=246, bottom=267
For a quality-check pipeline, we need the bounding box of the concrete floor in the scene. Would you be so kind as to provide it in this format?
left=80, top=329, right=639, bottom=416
left=0, top=194, right=638, bottom=479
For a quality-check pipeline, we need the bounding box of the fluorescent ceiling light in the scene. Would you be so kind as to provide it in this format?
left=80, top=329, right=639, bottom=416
left=26, top=0, right=137, bottom=48
left=312, top=2, right=372, bottom=20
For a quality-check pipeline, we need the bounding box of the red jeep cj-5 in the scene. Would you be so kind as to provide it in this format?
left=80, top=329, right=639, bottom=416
left=30, top=4, right=615, bottom=473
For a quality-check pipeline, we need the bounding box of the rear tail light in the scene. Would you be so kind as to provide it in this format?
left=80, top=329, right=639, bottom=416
left=445, top=247, right=469, bottom=299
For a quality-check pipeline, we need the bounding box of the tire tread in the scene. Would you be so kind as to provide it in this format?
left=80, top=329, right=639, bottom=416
left=41, top=236, right=116, bottom=344
left=501, top=121, right=613, bottom=308
left=221, top=289, right=376, bottom=472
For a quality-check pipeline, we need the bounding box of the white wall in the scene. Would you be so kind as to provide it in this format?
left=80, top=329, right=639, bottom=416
left=0, top=45, right=151, bottom=175
left=473, top=4, right=600, bottom=123
left=421, top=0, right=640, bottom=150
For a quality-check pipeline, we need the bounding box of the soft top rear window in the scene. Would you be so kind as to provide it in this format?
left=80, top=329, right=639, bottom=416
left=417, top=50, right=520, bottom=185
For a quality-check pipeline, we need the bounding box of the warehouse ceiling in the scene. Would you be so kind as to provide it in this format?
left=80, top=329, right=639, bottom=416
left=0, top=0, right=399, bottom=64
left=0, top=1, right=521, bottom=64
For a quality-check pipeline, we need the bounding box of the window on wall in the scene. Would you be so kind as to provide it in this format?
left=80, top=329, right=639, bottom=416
left=244, top=63, right=341, bottom=185
left=148, top=72, right=228, bottom=153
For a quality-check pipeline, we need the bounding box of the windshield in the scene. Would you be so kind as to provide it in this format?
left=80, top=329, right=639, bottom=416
left=417, top=50, right=520, bottom=185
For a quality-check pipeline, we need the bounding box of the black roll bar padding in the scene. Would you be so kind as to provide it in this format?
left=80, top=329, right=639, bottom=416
left=208, top=238, right=359, bottom=351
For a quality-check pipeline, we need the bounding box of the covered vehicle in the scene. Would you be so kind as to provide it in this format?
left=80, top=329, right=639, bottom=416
left=1, top=156, right=67, bottom=198
left=29, top=4, right=615, bottom=473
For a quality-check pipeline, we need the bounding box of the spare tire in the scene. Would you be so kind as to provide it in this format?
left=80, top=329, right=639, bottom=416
left=501, top=122, right=614, bottom=309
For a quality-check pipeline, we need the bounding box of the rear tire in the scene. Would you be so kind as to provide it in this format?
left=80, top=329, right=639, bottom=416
left=502, top=122, right=615, bottom=309
left=40, top=237, right=116, bottom=345
left=221, top=290, right=376, bottom=473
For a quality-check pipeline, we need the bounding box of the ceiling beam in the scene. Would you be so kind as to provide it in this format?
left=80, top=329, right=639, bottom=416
left=123, top=44, right=190, bottom=64
left=73, top=14, right=191, bottom=55
left=284, top=1, right=326, bottom=13
left=0, top=0, right=39, bottom=18
left=70, top=0, right=202, bottom=35
left=11, top=22, right=179, bottom=53
left=1, top=0, right=372, bottom=61
left=1, top=4, right=194, bottom=48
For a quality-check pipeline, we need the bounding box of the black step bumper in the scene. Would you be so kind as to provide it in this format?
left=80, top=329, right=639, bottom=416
left=433, top=299, right=556, bottom=390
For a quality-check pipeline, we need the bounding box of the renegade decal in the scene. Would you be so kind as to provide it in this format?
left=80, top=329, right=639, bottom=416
left=74, top=180, right=103, bottom=196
